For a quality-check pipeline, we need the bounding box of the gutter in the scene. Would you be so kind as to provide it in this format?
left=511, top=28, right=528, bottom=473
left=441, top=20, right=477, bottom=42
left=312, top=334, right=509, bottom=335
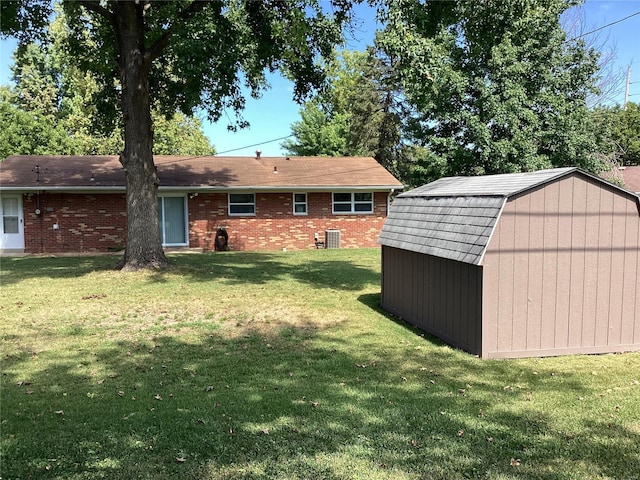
left=2, top=185, right=404, bottom=193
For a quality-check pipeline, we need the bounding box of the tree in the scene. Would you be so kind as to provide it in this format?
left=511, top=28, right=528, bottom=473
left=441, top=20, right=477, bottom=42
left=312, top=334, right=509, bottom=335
left=282, top=100, right=350, bottom=156
left=2, top=0, right=354, bottom=270
left=4, top=37, right=214, bottom=157
left=591, top=102, right=640, bottom=167
left=0, top=87, right=75, bottom=158
left=377, top=0, right=602, bottom=178
left=282, top=48, right=408, bottom=181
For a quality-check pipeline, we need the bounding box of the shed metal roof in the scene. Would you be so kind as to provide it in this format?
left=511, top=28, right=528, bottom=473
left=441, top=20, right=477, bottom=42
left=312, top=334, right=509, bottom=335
left=378, top=167, right=639, bottom=266
left=403, top=167, right=576, bottom=197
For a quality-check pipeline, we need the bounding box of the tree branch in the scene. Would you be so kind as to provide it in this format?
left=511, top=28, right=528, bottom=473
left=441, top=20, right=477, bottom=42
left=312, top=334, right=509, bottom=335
left=146, top=1, right=210, bottom=63
left=75, top=0, right=115, bottom=27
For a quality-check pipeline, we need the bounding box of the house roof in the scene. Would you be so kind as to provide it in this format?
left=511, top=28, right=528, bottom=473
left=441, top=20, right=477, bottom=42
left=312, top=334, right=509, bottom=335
left=619, top=166, right=640, bottom=193
left=0, top=155, right=403, bottom=191
left=379, top=167, right=640, bottom=266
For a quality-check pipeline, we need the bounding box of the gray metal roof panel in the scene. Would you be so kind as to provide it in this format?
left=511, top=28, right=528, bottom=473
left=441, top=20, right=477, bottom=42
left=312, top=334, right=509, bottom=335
left=401, top=168, right=577, bottom=198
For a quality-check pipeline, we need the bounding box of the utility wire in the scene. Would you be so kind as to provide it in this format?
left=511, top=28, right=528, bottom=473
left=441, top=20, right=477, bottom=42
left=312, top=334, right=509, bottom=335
left=216, top=135, right=293, bottom=155
left=569, top=10, right=640, bottom=40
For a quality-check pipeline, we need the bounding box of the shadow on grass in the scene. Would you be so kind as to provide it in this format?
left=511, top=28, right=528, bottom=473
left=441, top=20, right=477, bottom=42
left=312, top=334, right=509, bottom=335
left=0, top=255, right=118, bottom=283
left=0, top=251, right=381, bottom=292
left=2, top=329, right=638, bottom=480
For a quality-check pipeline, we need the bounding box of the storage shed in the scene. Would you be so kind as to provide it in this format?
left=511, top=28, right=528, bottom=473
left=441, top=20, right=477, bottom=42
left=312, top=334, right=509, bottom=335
left=378, top=168, right=640, bottom=358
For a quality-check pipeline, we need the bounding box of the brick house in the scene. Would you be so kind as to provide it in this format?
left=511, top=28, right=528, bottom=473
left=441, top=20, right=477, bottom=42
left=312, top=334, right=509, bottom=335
left=0, top=154, right=403, bottom=254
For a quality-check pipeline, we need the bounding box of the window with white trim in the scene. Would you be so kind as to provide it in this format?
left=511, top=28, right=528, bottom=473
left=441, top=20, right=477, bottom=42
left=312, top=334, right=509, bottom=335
left=157, top=195, right=187, bottom=245
left=332, top=192, right=373, bottom=214
left=293, top=193, right=307, bottom=215
left=229, top=193, right=255, bottom=215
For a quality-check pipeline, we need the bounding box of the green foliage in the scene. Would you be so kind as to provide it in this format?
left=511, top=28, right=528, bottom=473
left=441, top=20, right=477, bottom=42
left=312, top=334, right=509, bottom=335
left=0, top=0, right=50, bottom=42
left=283, top=49, right=408, bottom=182
left=152, top=112, right=215, bottom=156
left=1, top=250, right=639, bottom=479
left=591, top=102, right=640, bottom=166
left=0, top=88, right=74, bottom=158
left=11, top=42, right=59, bottom=115
left=281, top=101, right=349, bottom=156
left=1, top=32, right=215, bottom=157
left=377, top=0, right=603, bottom=178
left=57, top=0, right=353, bottom=131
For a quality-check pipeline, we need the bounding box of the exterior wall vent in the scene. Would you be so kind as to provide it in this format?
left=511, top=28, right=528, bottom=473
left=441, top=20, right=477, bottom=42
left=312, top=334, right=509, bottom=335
left=325, top=229, right=341, bottom=249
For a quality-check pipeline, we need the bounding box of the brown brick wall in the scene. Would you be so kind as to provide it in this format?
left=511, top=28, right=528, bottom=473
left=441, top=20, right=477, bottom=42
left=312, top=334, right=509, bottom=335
left=20, top=191, right=389, bottom=253
left=188, top=192, right=389, bottom=251
left=22, top=192, right=127, bottom=253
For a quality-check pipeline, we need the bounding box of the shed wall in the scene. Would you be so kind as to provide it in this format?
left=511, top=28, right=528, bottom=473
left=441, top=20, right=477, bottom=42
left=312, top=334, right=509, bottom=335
left=482, top=175, right=640, bottom=358
left=381, top=246, right=482, bottom=354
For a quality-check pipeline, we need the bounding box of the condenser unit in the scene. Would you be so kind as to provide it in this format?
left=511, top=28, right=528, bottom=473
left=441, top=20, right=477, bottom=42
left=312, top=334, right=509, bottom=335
left=325, top=229, right=341, bottom=249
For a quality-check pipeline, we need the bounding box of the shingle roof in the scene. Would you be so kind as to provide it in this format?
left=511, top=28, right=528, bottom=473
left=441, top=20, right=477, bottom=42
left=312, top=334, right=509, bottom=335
left=404, top=167, right=577, bottom=197
left=379, top=195, right=504, bottom=264
left=619, top=166, right=640, bottom=193
left=0, top=155, right=403, bottom=191
left=379, top=167, right=596, bottom=265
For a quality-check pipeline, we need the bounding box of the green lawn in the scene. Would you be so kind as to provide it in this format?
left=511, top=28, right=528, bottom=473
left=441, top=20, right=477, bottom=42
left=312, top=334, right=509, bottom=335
left=1, top=249, right=639, bottom=479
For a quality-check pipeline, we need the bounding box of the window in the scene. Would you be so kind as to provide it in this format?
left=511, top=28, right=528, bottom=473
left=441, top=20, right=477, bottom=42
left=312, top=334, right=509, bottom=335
left=2, top=197, right=19, bottom=234
left=158, top=196, right=187, bottom=245
left=229, top=193, right=255, bottom=215
left=332, top=192, right=373, bottom=214
left=293, top=193, right=307, bottom=215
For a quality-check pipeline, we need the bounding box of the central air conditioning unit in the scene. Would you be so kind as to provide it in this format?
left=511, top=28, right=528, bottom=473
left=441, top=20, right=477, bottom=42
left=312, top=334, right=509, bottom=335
left=325, top=229, right=341, bottom=249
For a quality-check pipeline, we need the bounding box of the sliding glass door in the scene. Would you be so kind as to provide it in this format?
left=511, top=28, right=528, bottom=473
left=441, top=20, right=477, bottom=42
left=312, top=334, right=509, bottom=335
left=158, top=196, right=187, bottom=246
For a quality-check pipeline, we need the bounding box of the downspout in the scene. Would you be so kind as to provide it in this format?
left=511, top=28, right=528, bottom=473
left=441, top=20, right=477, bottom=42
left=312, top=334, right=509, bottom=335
left=387, top=188, right=396, bottom=214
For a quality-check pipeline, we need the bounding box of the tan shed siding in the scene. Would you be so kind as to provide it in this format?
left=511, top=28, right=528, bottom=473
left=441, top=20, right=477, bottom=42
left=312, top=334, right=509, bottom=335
left=381, top=246, right=482, bottom=354
left=568, top=177, right=587, bottom=348
left=608, top=192, right=627, bottom=345
left=582, top=179, right=600, bottom=346
left=622, top=200, right=639, bottom=343
left=511, top=190, right=530, bottom=352
left=526, top=186, right=545, bottom=351
left=483, top=174, right=640, bottom=358
left=540, top=180, right=560, bottom=350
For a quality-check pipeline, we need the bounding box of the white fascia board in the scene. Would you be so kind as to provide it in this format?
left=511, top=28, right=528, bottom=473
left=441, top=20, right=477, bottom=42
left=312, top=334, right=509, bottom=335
left=0, top=186, right=126, bottom=193
left=476, top=197, right=507, bottom=266
left=2, top=185, right=404, bottom=193
left=159, top=185, right=404, bottom=192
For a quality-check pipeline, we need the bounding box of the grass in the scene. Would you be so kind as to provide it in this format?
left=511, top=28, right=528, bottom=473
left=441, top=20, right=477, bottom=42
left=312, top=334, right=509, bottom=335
left=0, top=249, right=639, bottom=480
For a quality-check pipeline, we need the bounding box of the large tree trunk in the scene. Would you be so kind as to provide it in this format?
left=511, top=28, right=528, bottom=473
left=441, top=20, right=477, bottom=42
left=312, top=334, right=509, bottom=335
left=114, top=3, right=170, bottom=271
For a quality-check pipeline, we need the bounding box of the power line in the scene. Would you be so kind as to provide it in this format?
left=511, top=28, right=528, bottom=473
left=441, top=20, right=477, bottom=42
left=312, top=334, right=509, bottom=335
left=569, top=10, right=640, bottom=40
left=216, top=135, right=293, bottom=155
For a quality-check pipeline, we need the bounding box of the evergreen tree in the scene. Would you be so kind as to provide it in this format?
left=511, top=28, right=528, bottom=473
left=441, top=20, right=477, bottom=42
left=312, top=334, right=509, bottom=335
left=283, top=48, right=408, bottom=181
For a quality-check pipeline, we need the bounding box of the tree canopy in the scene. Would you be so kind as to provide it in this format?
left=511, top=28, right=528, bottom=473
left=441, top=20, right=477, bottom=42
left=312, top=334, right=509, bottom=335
left=283, top=0, right=607, bottom=187
left=376, top=0, right=602, bottom=179
left=1, top=37, right=215, bottom=158
left=1, top=0, right=356, bottom=270
left=282, top=48, right=408, bottom=181
left=591, top=102, right=640, bottom=167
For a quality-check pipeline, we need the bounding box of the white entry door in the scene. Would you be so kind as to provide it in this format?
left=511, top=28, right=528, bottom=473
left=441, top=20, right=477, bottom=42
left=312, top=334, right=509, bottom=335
left=0, top=195, right=25, bottom=251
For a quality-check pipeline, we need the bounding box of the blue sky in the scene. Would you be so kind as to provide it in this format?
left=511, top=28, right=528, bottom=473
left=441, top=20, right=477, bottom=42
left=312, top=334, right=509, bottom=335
left=1, top=0, right=638, bottom=156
